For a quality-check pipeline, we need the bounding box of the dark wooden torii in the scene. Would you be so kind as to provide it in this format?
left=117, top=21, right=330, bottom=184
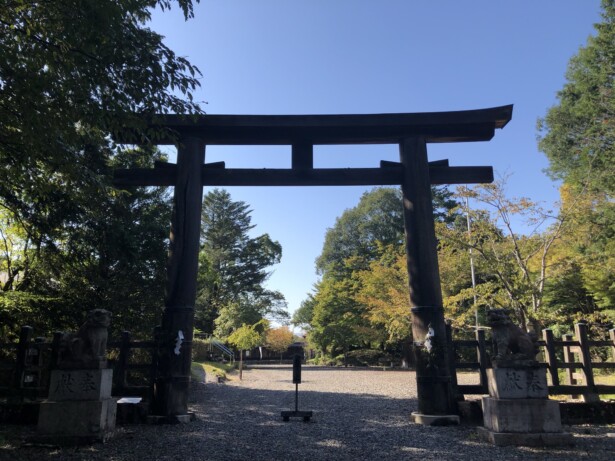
left=113, top=105, right=512, bottom=422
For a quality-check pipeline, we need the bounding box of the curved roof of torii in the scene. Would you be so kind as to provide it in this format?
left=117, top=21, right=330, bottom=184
left=114, top=104, right=513, bottom=145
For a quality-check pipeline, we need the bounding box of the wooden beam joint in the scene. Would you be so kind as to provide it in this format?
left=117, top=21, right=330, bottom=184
left=292, top=144, right=313, bottom=169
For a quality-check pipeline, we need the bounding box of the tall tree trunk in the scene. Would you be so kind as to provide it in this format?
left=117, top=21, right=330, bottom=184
left=239, top=350, right=243, bottom=380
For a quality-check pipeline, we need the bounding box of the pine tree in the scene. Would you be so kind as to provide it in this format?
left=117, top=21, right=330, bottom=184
left=538, top=0, right=615, bottom=315
left=196, top=189, right=287, bottom=336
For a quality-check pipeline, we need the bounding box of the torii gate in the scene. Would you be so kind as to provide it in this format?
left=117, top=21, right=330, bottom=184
left=113, top=105, right=512, bottom=423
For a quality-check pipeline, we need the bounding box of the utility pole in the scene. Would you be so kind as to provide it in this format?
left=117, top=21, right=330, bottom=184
left=465, top=195, right=479, bottom=329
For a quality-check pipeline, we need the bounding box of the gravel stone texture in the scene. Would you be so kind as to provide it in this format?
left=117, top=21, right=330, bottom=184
left=1, top=366, right=614, bottom=460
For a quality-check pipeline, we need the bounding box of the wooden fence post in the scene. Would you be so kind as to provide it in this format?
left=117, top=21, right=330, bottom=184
left=30, top=337, right=45, bottom=398
left=562, top=333, right=581, bottom=399
left=610, top=329, right=615, bottom=363
left=149, top=326, right=161, bottom=409
left=574, top=322, right=599, bottom=403
left=476, top=329, right=489, bottom=394
left=116, top=331, right=131, bottom=392
left=562, top=334, right=576, bottom=385
left=50, top=331, right=63, bottom=370
left=12, top=326, right=33, bottom=401
left=542, top=329, right=560, bottom=387
left=445, top=322, right=462, bottom=400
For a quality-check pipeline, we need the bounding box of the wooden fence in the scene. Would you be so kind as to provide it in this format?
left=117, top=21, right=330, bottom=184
left=0, top=326, right=157, bottom=402
left=2, top=322, right=614, bottom=404
left=451, top=322, right=615, bottom=401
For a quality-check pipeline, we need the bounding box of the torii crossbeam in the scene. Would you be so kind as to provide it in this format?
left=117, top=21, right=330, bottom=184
left=113, top=105, right=513, bottom=423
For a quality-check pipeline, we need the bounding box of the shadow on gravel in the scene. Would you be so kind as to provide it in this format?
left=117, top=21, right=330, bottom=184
left=2, top=376, right=615, bottom=461
left=183, top=382, right=612, bottom=461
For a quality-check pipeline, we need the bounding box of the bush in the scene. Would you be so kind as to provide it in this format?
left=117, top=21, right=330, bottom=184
left=307, top=356, right=336, bottom=366
left=344, top=349, right=393, bottom=367
left=0, top=292, right=65, bottom=341
left=192, top=338, right=210, bottom=362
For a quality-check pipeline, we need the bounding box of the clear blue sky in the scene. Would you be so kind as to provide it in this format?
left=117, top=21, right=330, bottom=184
left=150, top=0, right=602, bottom=317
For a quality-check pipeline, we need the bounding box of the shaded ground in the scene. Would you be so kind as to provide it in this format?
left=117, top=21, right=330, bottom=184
left=1, top=366, right=614, bottom=460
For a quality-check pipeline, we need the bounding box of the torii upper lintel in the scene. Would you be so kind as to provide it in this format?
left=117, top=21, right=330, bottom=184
left=113, top=104, right=512, bottom=145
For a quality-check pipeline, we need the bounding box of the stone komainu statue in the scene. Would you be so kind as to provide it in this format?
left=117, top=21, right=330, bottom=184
left=58, top=309, right=111, bottom=369
left=487, top=309, right=538, bottom=362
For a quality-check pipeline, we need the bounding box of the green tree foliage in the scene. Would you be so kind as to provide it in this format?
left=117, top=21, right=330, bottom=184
left=538, top=0, right=614, bottom=319
left=45, top=147, right=172, bottom=335
left=227, top=320, right=267, bottom=379
left=308, top=275, right=368, bottom=357
left=316, top=187, right=456, bottom=277
left=227, top=321, right=267, bottom=352
left=354, top=245, right=411, bottom=345
left=541, top=185, right=615, bottom=326
left=291, top=293, right=316, bottom=331
left=305, top=187, right=456, bottom=359
left=538, top=0, right=614, bottom=196
left=196, top=189, right=288, bottom=337
left=0, top=146, right=172, bottom=338
left=0, top=1, right=201, bottom=338
left=315, top=188, right=405, bottom=276
left=0, top=1, right=201, bottom=241
left=438, top=181, right=569, bottom=332
left=0, top=208, right=34, bottom=293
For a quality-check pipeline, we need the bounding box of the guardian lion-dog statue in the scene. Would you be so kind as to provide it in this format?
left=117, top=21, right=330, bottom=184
left=487, top=309, right=537, bottom=363
left=58, top=309, right=111, bottom=368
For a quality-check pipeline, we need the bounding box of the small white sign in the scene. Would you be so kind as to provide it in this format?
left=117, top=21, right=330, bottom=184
left=174, top=330, right=184, bottom=355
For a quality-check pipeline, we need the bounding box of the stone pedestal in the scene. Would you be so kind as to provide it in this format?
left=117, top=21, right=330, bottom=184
left=479, top=366, right=573, bottom=447
left=487, top=367, right=548, bottom=399
left=36, top=369, right=116, bottom=444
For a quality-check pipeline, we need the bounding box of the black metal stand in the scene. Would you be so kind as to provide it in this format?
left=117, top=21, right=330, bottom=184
left=281, top=355, right=312, bottom=422
left=281, top=383, right=312, bottom=422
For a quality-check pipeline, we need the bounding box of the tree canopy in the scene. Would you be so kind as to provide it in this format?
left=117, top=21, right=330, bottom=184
left=538, top=0, right=614, bottom=323
left=196, top=189, right=288, bottom=338
left=265, top=326, right=295, bottom=361
left=1, top=1, right=201, bottom=237
left=538, top=0, right=614, bottom=196
left=316, top=187, right=456, bottom=277
left=301, top=186, right=457, bottom=361
left=0, top=1, right=202, bottom=338
left=0, top=146, right=172, bottom=338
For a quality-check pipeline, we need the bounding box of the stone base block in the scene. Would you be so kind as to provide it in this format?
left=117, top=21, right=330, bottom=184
left=482, top=397, right=562, bottom=433
left=487, top=367, right=548, bottom=399
left=477, top=427, right=574, bottom=447
left=37, top=399, right=116, bottom=440
left=410, top=411, right=460, bottom=426
left=48, top=369, right=113, bottom=401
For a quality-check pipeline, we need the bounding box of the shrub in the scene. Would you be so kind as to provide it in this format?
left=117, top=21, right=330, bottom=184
left=192, top=338, right=210, bottom=362
left=344, top=349, right=393, bottom=367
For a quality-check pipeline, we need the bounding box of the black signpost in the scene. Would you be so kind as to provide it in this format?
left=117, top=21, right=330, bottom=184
left=281, top=354, right=312, bottom=422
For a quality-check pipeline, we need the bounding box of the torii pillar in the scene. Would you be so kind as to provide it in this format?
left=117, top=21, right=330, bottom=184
left=400, top=136, right=458, bottom=424
left=151, top=137, right=205, bottom=421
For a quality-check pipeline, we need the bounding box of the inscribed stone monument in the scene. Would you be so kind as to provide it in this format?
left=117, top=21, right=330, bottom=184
left=37, top=309, right=116, bottom=444
left=478, top=309, right=573, bottom=446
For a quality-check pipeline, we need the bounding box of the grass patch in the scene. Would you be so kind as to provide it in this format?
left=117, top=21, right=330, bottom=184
left=192, top=361, right=236, bottom=382
left=549, top=372, right=615, bottom=401
left=595, top=373, right=615, bottom=400
left=191, top=362, right=207, bottom=383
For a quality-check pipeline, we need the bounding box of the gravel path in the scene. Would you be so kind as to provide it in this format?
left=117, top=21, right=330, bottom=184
left=1, top=366, right=614, bottom=460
